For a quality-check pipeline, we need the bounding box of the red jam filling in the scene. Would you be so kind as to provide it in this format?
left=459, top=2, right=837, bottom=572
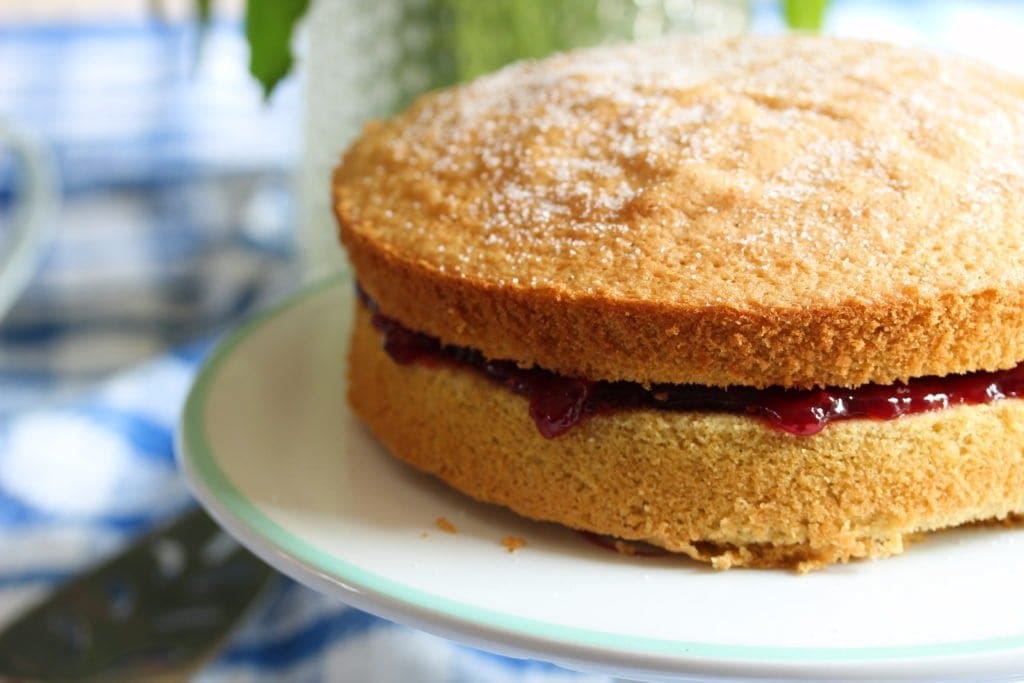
left=361, top=291, right=1024, bottom=438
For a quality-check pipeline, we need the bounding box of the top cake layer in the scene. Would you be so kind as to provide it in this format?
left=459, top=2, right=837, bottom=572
left=334, top=35, right=1024, bottom=388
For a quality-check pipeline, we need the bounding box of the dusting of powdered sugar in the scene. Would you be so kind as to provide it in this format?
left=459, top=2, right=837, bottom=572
left=350, top=35, right=1024, bottom=303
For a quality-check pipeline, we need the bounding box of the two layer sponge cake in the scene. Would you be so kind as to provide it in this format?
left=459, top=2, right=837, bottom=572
left=333, top=35, right=1024, bottom=570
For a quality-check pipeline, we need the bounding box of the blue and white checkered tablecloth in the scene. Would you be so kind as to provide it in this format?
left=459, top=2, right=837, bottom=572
left=3, top=3, right=1024, bottom=681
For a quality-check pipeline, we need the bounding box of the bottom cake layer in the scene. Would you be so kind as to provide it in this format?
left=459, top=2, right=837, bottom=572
left=347, top=306, right=1024, bottom=571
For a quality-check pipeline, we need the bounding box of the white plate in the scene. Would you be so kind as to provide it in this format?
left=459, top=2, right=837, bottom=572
left=178, top=278, right=1024, bottom=682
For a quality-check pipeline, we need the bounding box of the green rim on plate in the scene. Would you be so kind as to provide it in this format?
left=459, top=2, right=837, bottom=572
left=181, top=276, right=1024, bottom=665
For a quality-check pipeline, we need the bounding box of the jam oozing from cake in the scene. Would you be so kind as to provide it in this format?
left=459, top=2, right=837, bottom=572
left=360, top=291, right=1024, bottom=438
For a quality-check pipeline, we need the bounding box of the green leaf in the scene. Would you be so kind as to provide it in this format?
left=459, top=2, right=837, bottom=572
left=245, top=0, right=310, bottom=99
left=196, top=0, right=212, bottom=24
left=783, top=0, right=829, bottom=30
left=446, top=0, right=608, bottom=83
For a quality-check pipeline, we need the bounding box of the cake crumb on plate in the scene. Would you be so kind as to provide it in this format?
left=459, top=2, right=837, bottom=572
left=502, top=536, right=526, bottom=553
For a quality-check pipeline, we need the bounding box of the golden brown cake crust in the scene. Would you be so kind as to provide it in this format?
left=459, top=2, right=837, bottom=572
left=348, top=306, right=1024, bottom=570
left=335, top=36, right=1024, bottom=388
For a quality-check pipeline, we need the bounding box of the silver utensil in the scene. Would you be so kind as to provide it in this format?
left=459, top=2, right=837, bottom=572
left=0, top=507, right=275, bottom=681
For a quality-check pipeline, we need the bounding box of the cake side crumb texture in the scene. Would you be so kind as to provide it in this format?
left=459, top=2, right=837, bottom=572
left=348, top=306, right=1024, bottom=571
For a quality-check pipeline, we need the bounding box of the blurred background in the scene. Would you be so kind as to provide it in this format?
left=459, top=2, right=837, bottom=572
left=1, top=1, right=1023, bottom=680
